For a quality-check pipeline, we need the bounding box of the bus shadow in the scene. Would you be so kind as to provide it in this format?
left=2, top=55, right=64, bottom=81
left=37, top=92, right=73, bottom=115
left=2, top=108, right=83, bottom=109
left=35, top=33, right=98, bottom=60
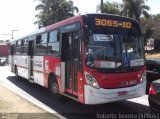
left=7, top=76, right=152, bottom=119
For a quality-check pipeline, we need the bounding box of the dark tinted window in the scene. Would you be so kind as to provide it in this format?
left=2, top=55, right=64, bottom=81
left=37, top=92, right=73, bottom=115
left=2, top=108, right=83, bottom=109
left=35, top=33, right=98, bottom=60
left=15, top=40, right=21, bottom=55
left=48, top=30, right=60, bottom=57
left=35, top=33, right=47, bottom=55
left=21, top=38, right=28, bottom=54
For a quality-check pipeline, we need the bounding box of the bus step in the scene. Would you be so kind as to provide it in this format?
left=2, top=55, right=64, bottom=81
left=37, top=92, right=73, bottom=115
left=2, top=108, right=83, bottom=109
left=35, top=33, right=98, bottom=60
left=29, top=79, right=34, bottom=83
left=63, top=93, right=78, bottom=101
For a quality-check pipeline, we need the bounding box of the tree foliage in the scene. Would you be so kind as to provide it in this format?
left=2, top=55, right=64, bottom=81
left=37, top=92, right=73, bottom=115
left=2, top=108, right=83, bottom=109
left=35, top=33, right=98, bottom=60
left=34, top=0, right=79, bottom=28
left=121, top=0, right=150, bottom=21
left=97, top=1, right=122, bottom=14
left=141, top=14, right=160, bottom=46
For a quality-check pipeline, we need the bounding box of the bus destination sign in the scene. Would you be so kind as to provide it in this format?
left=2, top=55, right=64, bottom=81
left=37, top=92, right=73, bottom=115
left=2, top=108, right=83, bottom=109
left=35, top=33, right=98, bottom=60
left=95, top=18, right=132, bottom=29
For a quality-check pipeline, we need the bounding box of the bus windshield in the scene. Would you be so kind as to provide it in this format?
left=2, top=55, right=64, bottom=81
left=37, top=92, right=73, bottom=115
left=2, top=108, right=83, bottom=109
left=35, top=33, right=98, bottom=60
left=85, top=29, right=145, bottom=69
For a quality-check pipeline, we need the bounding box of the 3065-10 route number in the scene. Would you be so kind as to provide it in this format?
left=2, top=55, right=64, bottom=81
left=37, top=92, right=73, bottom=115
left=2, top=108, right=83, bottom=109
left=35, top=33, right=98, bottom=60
left=95, top=18, right=132, bottom=29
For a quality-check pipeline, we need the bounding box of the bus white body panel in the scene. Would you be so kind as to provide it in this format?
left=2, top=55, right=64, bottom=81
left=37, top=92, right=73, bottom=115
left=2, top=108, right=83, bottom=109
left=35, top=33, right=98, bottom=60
left=15, top=55, right=29, bottom=79
left=8, top=55, right=14, bottom=72
left=33, top=56, right=45, bottom=86
left=84, top=80, right=146, bottom=105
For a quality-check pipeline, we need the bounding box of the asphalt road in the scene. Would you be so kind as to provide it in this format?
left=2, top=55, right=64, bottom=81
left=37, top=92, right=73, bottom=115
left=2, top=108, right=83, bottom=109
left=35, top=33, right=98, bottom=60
left=0, top=66, right=158, bottom=119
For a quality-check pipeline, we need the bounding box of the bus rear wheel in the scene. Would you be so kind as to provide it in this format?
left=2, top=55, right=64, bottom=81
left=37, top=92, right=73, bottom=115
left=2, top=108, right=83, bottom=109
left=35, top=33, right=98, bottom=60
left=15, top=67, right=19, bottom=79
left=49, top=77, right=62, bottom=100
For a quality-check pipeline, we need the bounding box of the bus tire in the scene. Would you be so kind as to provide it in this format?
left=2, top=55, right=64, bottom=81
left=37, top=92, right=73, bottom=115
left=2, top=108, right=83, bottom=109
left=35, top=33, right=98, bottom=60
left=49, top=76, right=62, bottom=100
left=15, top=67, right=20, bottom=79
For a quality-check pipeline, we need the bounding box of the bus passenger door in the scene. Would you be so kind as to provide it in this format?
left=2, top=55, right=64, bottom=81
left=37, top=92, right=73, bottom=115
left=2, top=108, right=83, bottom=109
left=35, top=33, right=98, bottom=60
left=72, top=32, right=79, bottom=93
left=28, top=40, right=34, bottom=82
left=61, top=31, right=80, bottom=96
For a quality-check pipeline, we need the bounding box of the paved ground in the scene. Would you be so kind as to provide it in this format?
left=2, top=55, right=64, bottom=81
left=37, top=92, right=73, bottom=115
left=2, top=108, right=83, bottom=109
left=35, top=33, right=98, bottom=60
left=0, top=66, right=61, bottom=119
left=0, top=85, right=60, bottom=119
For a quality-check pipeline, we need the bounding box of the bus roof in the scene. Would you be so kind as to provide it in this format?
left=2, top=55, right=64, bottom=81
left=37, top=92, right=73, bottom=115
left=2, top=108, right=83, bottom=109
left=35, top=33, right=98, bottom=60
left=10, top=15, right=83, bottom=43
left=10, top=13, right=139, bottom=43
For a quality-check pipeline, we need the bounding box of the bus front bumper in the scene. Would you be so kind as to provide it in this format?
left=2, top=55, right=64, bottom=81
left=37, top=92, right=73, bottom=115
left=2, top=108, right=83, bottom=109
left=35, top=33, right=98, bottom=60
left=84, top=80, right=146, bottom=105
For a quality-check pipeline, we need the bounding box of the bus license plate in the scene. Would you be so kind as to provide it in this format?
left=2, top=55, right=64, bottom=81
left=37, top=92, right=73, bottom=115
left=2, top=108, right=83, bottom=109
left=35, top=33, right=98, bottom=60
left=118, top=91, right=127, bottom=96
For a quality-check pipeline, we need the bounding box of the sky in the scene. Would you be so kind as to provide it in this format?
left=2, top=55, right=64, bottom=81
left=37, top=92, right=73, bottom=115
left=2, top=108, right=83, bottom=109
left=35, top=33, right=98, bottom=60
left=0, top=0, right=159, bottom=41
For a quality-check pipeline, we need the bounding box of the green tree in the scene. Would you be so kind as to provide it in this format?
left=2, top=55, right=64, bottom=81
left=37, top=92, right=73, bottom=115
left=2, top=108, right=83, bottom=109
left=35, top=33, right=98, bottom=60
left=67, top=0, right=79, bottom=16
left=121, top=0, right=150, bottom=21
left=34, top=0, right=79, bottom=28
left=97, top=1, right=122, bottom=14
left=141, top=14, right=160, bottom=50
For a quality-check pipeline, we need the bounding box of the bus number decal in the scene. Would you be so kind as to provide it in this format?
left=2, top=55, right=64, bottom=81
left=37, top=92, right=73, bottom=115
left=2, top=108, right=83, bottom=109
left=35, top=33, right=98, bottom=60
left=95, top=18, right=101, bottom=26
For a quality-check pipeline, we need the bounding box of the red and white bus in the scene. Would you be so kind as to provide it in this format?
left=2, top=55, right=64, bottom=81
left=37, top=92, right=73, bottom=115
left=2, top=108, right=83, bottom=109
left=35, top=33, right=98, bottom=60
left=9, top=14, right=146, bottom=104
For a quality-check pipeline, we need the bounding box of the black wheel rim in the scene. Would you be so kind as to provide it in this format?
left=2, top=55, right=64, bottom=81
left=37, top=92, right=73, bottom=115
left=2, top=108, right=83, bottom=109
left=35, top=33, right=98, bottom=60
left=51, top=82, right=58, bottom=94
left=16, top=69, right=18, bottom=78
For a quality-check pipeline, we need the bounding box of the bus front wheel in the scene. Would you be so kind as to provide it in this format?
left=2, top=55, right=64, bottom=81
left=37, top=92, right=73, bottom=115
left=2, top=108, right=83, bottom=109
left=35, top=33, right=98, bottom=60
left=49, top=77, right=62, bottom=100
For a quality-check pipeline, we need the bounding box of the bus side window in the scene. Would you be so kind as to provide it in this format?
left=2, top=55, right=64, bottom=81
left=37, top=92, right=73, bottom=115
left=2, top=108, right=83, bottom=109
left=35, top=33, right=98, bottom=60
left=35, top=34, right=48, bottom=55
left=9, top=44, right=14, bottom=55
left=21, top=38, right=28, bottom=54
left=48, top=30, right=60, bottom=57
left=36, top=35, right=41, bottom=44
left=15, top=40, right=21, bottom=55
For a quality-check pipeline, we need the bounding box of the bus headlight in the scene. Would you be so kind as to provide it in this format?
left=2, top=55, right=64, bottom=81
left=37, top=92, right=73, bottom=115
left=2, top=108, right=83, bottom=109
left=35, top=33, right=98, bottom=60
left=85, top=72, right=100, bottom=89
left=140, top=72, right=146, bottom=84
